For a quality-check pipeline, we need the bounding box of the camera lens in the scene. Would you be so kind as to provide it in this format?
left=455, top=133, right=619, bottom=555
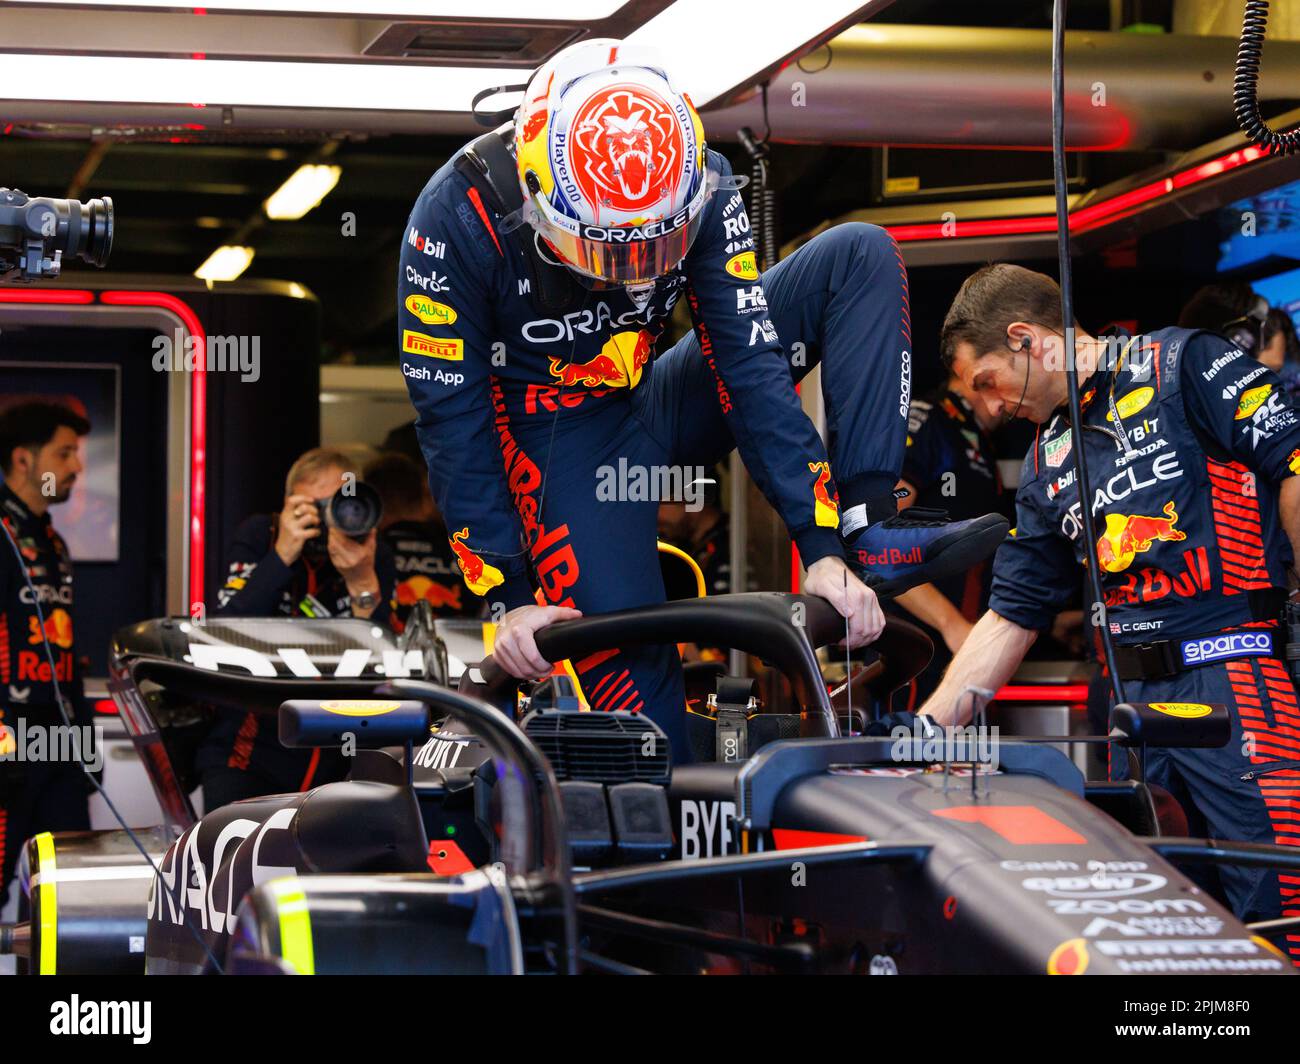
left=325, top=482, right=382, bottom=537
left=81, top=196, right=114, bottom=267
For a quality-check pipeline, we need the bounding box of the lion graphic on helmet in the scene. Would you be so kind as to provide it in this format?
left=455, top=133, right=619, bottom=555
left=570, top=86, right=684, bottom=215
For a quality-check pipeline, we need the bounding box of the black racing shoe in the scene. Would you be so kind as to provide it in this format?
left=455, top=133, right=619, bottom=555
left=845, top=507, right=1010, bottom=599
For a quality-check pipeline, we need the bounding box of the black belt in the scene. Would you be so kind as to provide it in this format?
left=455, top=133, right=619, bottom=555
left=1113, top=625, right=1281, bottom=682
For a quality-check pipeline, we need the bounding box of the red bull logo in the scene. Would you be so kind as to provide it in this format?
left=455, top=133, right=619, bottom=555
left=548, top=329, right=652, bottom=389
left=28, top=607, right=73, bottom=649
left=1096, top=501, right=1186, bottom=574
left=809, top=461, right=840, bottom=529
left=396, top=575, right=463, bottom=613
left=449, top=528, right=504, bottom=596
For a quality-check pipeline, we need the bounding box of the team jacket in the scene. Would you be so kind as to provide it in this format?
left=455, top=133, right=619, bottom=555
left=902, top=388, right=1009, bottom=519
left=398, top=147, right=841, bottom=610
left=990, top=328, right=1300, bottom=649
left=0, top=484, right=82, bottom=720
left=215, top=514, right=395, bottom=625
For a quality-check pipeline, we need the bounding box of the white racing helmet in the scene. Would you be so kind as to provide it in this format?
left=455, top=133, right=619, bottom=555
left=507, top=38, right=734, bottom=287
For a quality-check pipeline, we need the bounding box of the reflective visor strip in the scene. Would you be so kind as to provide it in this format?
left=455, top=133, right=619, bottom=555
left=272, top=879, right=315, bottom=975
left=34, top=832, right=56, bottom=975
left=521, top=157, right=722, bottom=284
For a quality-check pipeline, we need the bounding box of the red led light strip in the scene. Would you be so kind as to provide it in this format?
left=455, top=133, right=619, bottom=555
left=888, top=144, right=1270, bottom=243
left=994, top=683, right=1090, bottom=705
left=0, top=287, right=206, bottom=608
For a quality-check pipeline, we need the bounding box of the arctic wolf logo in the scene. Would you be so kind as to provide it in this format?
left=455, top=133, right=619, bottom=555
left=571, top=86, right=683, bottom=215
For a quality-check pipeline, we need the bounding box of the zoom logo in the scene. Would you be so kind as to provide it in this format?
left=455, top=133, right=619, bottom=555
left=1180, top=631, right=1273, bottom=667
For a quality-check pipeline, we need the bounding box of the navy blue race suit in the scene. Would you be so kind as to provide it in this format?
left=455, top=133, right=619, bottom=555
left=0, top=484, right=90, bottom=907
left=399, top=147, right=911, bottom=761
left=990, top=328, right=1300, bottom=950
left=889, top=389, right=1014, bottom=709
left=194, top=514, right=396, bottom=809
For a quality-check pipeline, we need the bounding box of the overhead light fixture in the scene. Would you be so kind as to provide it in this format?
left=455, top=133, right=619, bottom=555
left=2, top=0, right=622, bottom=15
left=627, top=0, right=867, bottom=105
left=195, top=245, right=254, bottom=282
left=0, top=0, right=866, bottom=111
left=264, top=164, right=341, bottom=220
left=0, top=54, right=521, bottom=112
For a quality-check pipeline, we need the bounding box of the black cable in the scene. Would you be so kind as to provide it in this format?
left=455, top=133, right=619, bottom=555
left=1235, top=1, right=1300, bottom=154
left=1051, top=0, right=1126, bottom=707
left=0, top=512, right=224, bottom=973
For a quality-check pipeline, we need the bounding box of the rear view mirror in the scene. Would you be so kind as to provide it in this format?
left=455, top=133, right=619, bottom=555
left=1108, top=701, right=1230, bottom=749
left=279, top=699, right=431, bottom=748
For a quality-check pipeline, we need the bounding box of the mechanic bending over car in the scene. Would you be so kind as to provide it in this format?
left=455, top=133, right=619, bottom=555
left=196, top=447, right=396, bottom=810
left=0, top=401, right=93, bottom=910
left=918, top=263, right=1300, bottom=948
left=885, top=371, right=1015, bottom=710
left=398, top=38, right=1008, bottom=762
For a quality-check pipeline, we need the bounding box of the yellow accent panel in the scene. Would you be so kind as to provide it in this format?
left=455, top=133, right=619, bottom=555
left=272, top=879, right=315, bottom=975
left=35, top=832, right=57, bottom=975
left=1149, top=702, right=1212, bottom=719
left=320, top=700, right=402, bottom=717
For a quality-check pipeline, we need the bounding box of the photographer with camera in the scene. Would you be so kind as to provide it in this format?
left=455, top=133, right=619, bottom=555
left=197, top=447, right=395, bottom=809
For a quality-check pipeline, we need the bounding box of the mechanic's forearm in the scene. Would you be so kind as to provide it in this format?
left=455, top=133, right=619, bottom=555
left=1280, top=477, right=1300, bottom=586
left=918, top=610, right=1037, bottom=726
left=894, top=582, right=965, bottom=635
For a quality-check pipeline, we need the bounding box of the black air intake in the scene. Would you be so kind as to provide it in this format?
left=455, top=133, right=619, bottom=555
left=521, top=710, right=670, bottom=785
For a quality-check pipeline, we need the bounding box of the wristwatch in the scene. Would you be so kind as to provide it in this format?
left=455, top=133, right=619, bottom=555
left=350, top=589, right=379, bottom=612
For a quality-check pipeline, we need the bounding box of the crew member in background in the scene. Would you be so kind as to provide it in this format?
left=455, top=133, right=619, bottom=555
left=364, top=451, right=478, bottom=628
left=1261, top=308, right=1300, bottom=399
left=0, top=401, right=92, bottom=909
left=920, top=263, right=1300, bottom=949
left=195, top=447, right=396, bottom=810
left=887, top=376, right=1015, bottom=709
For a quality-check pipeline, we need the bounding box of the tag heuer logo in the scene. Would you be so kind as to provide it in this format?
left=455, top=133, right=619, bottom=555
left=1044, top=429, right=1073, bottom=469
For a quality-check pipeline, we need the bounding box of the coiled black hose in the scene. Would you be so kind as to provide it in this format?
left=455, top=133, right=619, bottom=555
left=737, top=125, right=780, bottom=271
left=737, top=84, right=780, bottom=270
left=1235, top=0, right=1300, bottom=153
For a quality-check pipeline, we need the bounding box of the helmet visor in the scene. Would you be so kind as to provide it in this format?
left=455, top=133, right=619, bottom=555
left=508, top=156, right=737, bottom=285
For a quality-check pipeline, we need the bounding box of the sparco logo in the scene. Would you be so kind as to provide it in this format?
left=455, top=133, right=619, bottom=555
left=1180, top=631, right=1272, bottom=667
left=1022, top=870, right=1167, bottom=898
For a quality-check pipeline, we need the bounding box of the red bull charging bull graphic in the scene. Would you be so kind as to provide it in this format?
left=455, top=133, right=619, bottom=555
left=548, top=329, right=652, bottom=389
left=449, top=528, right=505, bottom=595
left=1096, top=501, right=1186, bottom=573
left=809, top=461, right=839, bottom=529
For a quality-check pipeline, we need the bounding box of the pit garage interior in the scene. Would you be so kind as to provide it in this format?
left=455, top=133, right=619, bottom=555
left=3, top=0, right=1300, bottom=980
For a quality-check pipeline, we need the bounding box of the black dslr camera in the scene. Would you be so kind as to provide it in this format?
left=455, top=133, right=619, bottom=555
left=303, top=482, right=383, bottom=559
left=0, top=188, right=114, bottom=283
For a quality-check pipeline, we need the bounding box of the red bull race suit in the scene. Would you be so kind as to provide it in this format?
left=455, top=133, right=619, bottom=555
left=0, top=483, right=90, bottom=907
left=989, top=327, right=1300, bottom=947
left=399, top=142, right=912, bottom=762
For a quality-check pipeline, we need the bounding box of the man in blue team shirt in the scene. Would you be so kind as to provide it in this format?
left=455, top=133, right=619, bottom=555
left=919, top=263, right=1300, bottom=948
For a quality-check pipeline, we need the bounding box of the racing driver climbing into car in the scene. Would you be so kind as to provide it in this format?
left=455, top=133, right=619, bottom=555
left=398, top=38, right=1007, bottom=762
left=917, top=263, right=1300, bottom=955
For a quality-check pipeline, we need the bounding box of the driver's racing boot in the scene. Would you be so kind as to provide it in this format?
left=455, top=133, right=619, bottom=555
left=845, top=507, right=1010, bottom=599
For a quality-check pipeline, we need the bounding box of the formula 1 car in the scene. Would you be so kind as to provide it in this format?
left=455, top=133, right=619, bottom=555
left=4, top=593, right=1298, bottom=975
